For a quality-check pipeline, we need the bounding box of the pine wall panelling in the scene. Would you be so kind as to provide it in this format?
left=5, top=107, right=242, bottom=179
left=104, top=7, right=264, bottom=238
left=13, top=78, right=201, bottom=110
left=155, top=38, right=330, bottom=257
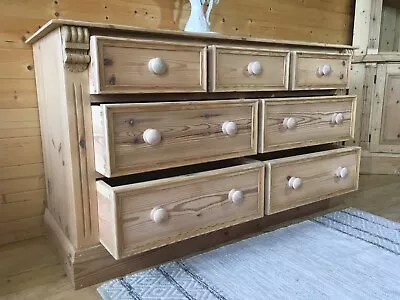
left=0, top=0, right=355, bottom=246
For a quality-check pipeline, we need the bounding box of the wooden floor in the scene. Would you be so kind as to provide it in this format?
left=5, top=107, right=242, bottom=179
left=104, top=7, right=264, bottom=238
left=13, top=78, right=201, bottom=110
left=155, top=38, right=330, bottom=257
left=1, top=174, right=399, bottom=300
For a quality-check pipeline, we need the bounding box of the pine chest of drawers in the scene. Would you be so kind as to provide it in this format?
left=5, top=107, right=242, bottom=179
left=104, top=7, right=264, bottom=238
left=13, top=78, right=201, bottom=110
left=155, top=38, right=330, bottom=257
left=27, top=19, right=359, bottom=289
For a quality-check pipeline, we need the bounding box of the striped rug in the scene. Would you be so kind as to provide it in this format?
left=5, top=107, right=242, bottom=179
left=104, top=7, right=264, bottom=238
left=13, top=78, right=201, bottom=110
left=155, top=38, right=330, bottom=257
left=98, top=208, right=400, bottom=300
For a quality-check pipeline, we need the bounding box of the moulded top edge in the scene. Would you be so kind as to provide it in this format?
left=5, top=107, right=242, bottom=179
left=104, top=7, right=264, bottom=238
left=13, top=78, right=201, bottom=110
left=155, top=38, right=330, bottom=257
left=25, top=18, right=357, bottom=50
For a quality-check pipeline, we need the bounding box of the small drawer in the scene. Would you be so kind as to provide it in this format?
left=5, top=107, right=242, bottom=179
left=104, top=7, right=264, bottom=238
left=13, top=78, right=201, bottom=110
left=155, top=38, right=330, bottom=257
left=89, top=36, right=207, bottom=94
left=264, top=146, right=360, bottom=215
left=291, top=51, right=351, bottom=90
left=259, top=95, right=356, bottom=153
left=97, top=159, right=264, bottom=259
left=92, top=99, right=258, bottom=177
left=209, top=45, right=290, bottom=92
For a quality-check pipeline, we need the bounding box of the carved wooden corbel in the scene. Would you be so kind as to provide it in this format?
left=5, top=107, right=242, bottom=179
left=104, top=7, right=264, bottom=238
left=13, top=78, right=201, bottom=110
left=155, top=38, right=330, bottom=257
left=61, top=26, right=90, bottom=72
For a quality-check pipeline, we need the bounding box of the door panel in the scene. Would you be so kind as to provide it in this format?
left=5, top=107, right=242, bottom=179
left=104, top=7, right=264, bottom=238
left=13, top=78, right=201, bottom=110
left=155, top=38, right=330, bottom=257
left=370, top=64, right=400, bottom=153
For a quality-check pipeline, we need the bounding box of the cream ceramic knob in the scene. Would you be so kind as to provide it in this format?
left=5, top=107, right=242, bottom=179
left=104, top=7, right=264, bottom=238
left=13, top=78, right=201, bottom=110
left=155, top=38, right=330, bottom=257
left=283, top=117, right=297, bottom=130
left=150, top=207, right=169, bottom=224
left=317, top=64, right=332, bottom=76
left=228, top=189, right=244, bottom=205
left=336, top=167, right=349, bottom=178
left=148, top=57, right=168, bottom=75
left=331, top=113, right=344, bottom=125
left=247, top=61, right=263, bottom=76
left=288, top=177, right=303, bottom=190
left=143, top=128, right=162, bottom=145
left=222, top=121, right=238, bottom=136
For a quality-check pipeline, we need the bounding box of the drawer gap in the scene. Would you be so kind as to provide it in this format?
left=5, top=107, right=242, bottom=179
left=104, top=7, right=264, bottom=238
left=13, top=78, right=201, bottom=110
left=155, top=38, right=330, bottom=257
left=100, top=157, right=257, bottom=187
left=252, top=143, right=342, bottom=161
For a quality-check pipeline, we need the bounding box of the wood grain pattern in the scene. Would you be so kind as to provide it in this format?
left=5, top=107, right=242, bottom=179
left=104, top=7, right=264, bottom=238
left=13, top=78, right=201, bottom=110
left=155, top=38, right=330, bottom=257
left=97, top=160, right=264, bottom=259
left=370, top=63, right=400, bottom=153
left=1, top=0, right=354, bottom=246
left=360, top=63, right=377, bottom=149
left=379, top=70, right=400, bottom=145
left=0, top=79, right=38, bottom=109
left=0, top=108, right=40, bottom=138
left=352, top=52, right=400, bottom=63
left=26, top=0, right=355, bottom=47
left=2, top=173, right=399, bottom=298
left=291, top=51, right=351, bottom=90
left=259, top=96, right=356, bottom=153
left=352, top=0, right=373, bottom=56
left=367, top=0, right=383, bottom=53
left=92, top=100, right=258, bottom=177
left=346, top=63, right=365, bottom=147
left=89, top=36, right=207, bottom=94
left=0, top=137, right=42, bottom=168
left=32, top=28, right=98, bottom=249
left=379, top=5, right=398, bottom=51
left=209, top=45, right=290, bottom=92
left=265, top=146, right=361, bottom=214
left=0, top=216, right=44, bottom=246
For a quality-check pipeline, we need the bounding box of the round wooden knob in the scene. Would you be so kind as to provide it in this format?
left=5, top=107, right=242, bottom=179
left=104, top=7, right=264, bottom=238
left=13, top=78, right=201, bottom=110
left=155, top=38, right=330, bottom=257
left=288, top=177, right=302, bottom=190
left=148, top=57, right=167, bottom=75
left=143, top=128, right=162, bottom=145
left=228, top=189, right=244, bottom=205
left=222, top=121, right=238, bottom=136
left=317, top=64, right=332, bottom=76
left=247, top=61, right=263, bottom=76
left=150, top=207, right=169, bottom=224
left=331, top=113, right=344, bottom=125
left=336, top=167, right=349, bottom=178
left=283, top=117, right=297, bottom=130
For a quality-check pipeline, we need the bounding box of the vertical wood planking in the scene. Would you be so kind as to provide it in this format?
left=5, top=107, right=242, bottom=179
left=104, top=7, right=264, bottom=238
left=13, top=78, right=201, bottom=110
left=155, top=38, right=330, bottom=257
left=379, top=6, right=397, bottom=51
left=347, top=64, right=366, bottom=146
left=394, top=9, right=400, bottom=52
left=352, top=0, right=372, bottom=56
left=368, top=0, right=383, bottom=54
left=360, top=63, right=377, bottom=150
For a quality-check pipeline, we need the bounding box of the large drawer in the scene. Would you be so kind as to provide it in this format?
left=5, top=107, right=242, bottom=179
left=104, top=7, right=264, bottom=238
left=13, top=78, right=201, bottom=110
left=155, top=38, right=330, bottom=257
left=89, top=36, right=207, bottom=94
left=209, top=45, right=290, bottom=92
left=291, top=51, right=351, bottom=90
left=259, top=95, right=356, bottom=153
left=97, top=159, right=264, bottom=259
left=92, top=99, right=258, bottom=177
left=264, top=146, right=360, bottom=215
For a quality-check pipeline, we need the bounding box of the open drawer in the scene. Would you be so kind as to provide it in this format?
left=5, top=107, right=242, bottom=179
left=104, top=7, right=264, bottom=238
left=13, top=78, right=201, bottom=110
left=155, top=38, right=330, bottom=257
left=263, top=145, right=361, bottom=215
left=97, top=159, right=264, bottom=259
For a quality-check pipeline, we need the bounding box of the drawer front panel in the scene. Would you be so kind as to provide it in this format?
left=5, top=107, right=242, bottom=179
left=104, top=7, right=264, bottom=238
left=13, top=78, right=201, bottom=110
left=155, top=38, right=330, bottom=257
left=92, top=100, right=258, bottom=177
left=209, top=46, right=290, bottom=92
left=265, top=147, right=360, bottom=215
left=259, top=96, right=356, bottom=152
left=291, top=51, right=351, bottom=90
left=89, top=36, right=207, bottom=94
left=97, top=162, right=264, bottom=259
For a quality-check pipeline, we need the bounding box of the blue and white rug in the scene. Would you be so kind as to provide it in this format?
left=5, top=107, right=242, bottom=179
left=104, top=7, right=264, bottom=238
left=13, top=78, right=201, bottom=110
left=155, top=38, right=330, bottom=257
left=98, top=208, right=400, bottom=300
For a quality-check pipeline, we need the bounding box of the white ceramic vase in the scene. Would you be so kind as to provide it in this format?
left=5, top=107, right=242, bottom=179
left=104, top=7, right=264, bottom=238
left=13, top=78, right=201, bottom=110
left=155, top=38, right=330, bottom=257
left=184, top=0, right=219, bottom=33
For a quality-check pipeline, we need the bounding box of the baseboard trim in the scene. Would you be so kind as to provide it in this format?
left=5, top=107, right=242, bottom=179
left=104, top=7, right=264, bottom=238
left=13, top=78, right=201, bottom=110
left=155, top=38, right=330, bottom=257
left=44, top=209, right=76, bottom=282
left=59, top=199, right=340, bottom=289
left=360, top=150, right=400, bottom=175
